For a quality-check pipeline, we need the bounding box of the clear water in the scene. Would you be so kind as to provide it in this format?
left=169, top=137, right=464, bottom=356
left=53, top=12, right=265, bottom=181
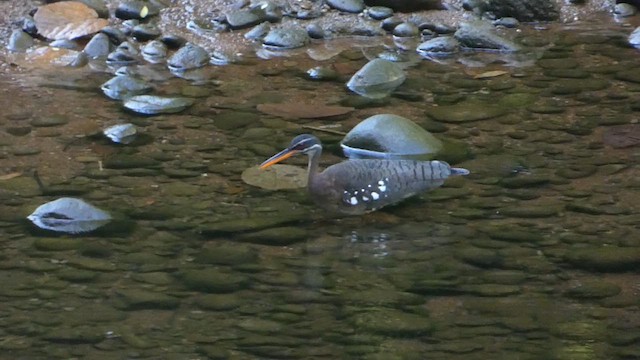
left=1, top=21, right=640, bottom=359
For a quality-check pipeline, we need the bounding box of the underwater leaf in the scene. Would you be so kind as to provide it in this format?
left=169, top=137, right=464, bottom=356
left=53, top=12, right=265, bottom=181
left=27, top=197, right=112, bottom=233
left=242, top=165, right=307, bottom=190
left=473, top=70, right=508, bottom=79
left=34, top=1, right=108, bottom=40
left=602, top=124, right=640, bottom=148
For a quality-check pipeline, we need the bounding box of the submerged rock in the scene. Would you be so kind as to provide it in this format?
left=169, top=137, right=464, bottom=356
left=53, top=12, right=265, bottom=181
left=346, top=58, right=406, bottom=98
left=417, top=36, right=459, bottom=56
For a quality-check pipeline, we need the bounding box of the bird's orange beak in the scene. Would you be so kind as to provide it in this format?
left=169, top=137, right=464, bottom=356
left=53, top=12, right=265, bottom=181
left=259, top=148, right=300, bottom=169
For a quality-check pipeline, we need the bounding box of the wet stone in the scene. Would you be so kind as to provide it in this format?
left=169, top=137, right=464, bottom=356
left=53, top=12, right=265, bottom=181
left=226, top=9, right=266, bottom=30
left=326, top=0, right=365, bottom=13
left=565, top=280, right=621, bottom=299
left=7, top=29, right=33, bottom=52
left=115, top=289, right=180, bottom=309
left=263, top=26, right=310, bottom=50
left=368, top=6, right=393, bottom=20
left=115, top=0, right=156, bottom=20
left=84, top=33, right=111, bottom=58
left=351, top=309, right=433, bottom=336
left=131, top=23, right=161, bottom=41
left=393, top=22, right=419, bottom=37
left=30, top=116, right=68, bottom=127
left=180, top=269, right=250, bottom=293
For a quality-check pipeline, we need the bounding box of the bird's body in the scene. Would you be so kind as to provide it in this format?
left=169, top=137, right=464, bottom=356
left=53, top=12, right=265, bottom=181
left=261, top=134, right=469, bottom=215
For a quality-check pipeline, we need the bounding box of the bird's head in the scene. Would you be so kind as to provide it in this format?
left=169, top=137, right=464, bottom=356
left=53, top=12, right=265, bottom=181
left=260, top=134, right=321, bottom=169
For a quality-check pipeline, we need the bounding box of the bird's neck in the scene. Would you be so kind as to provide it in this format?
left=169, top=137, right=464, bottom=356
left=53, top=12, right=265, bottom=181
left=306, top=146, right=322, bottom=187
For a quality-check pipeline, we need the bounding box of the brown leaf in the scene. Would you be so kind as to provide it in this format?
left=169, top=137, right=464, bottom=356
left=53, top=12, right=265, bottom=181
left=34, top=1, right=108, bottom=40
left=241, top=165, right=307, bottom=190
left=603, top=124, right=640, bottom=148
left=257, top=103, right=354, bottom=119
left=473, top=70, right=508, bottom=79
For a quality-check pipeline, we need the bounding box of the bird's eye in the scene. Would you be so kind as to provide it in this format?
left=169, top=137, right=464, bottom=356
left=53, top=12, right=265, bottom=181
left=292, top=141, right=308, bottom=150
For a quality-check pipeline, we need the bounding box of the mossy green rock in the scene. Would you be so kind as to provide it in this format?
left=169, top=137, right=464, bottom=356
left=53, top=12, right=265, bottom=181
left=565, top=280, right=621, bottom=299
left=425, top=101, right=508, bottom=123
left=499, top=205, right=560, bottom=218
left=43, top=326, right=104, bottom=343
left=199, top=215, right=306, bottom=235
left=237, top=227, right=309, bottom=245
left=180, top=269, right=249, bottom=293
left=115, top=289, right=180, bottom=309
left=214, top=111, right=259, bottom=130
left=351, top=309, right=433, bottom=336
left=195, top=294, right=244, bottom=310
left=195, top=243, right=258, bottom=265
left=564, top=247, right=640, bottom=272
left=33, top=237, right=83, bottom=251
left=339, top=289, right=424, bottom=307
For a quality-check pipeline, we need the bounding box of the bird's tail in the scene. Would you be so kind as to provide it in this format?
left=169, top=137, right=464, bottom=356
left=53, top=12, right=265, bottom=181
left=451, top=167, right=470, bottom=176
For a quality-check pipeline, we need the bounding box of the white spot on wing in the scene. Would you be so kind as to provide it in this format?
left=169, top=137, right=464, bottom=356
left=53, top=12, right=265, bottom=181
left=371, top=192, right=379, bottom=200
left=350, top=197, right=358, bottom=205
left=379, top=185, right=386, bottom=192
left=362, top=196, right=369, bottom=201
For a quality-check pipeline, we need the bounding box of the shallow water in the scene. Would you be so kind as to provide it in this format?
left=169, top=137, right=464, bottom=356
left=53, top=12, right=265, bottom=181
left=1, top=19, right=640, bottom=360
